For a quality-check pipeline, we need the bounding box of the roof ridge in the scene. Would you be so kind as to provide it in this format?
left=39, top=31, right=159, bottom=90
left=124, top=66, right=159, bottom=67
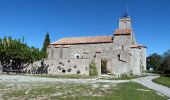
left=51, top=35, right=113, bottom=45
left=60, top=35, right=112, bottom=39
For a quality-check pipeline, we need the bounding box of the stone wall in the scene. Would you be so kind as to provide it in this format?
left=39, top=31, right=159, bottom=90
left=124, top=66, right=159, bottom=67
left=131, top=48, right=141, bottom=75
left=131, top=47, right=147, bottom=76
left=0, top=62, right=2, bottom=74
left=46, top=58, right=101, bottom=75
left=119, top=17, right=132, bottom=29
left=141, top=48, right=146, bottom=71
left=110, top=51, right=131, bottom=76
left=47, top=43, right=113, bottom=59
left=113, top=35, right=132, bottom=53
left=96, top=50, right=132, bottom=76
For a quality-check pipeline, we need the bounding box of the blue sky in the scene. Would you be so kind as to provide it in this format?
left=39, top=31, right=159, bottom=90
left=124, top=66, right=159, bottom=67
left=0, top=0, right=170, bottom=56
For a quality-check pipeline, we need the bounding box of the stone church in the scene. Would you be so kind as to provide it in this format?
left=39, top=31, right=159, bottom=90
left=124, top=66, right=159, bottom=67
left=46, top=13, right=146, bottom=77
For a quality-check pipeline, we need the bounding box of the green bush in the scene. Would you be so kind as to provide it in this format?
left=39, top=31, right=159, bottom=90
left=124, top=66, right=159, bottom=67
left=89, top=60, right=97, bottom=76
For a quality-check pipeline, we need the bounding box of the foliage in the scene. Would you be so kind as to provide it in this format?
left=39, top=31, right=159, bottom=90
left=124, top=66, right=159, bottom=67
left=147, top=50, right=170, bottom=74
left=89, top=59, right=97, bottom=76
left=0, top=36, right=46, bottom=72
left=42, top=32, right=50, bottom=52
left=147, top=53, right=163, bottom=70
left=160, top=50, right=170, bottom=74
left=101, top=58, right=108, bottom=74
left=152, top=75, right=170, bottom=88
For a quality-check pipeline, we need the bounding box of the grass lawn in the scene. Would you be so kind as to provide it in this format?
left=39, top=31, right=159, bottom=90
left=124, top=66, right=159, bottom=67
left=0, top=81, right=167, bottom=100
left=152, top=75, right=170, bottom=88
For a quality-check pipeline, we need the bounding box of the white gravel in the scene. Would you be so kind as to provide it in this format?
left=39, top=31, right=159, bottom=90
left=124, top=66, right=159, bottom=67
left=0, top=75, right=129, bottom=84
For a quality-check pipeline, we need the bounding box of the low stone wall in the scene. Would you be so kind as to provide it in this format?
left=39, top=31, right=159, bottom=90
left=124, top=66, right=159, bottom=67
left=46, top=58, right=100, bottom=76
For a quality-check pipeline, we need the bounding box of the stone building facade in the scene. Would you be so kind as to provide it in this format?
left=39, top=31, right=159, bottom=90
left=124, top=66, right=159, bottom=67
left=46, top=14, right=147, bottom=77
left=0, top=62, right=2, bottom=74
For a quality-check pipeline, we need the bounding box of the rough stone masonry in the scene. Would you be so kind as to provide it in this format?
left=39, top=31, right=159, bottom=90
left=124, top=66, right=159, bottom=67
left=44, top=13, right=147, bottom=77
left=0, top=61, right=2, bottom=74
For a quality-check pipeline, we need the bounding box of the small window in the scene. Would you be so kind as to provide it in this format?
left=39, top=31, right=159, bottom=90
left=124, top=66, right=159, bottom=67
left=117, top=54, right=120, bottom=60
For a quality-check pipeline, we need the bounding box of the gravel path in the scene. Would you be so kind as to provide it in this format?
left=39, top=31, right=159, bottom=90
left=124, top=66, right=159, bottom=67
left=0, top=75, right=129, bottom=84
left=131, top=75, right=170, bottom=98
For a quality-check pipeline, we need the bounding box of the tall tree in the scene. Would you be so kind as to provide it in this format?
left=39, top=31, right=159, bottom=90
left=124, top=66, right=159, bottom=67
left=147, top=53, right=163, bottom=70
left=42, top=32, right=50, bottom=52
left=0, top=36, right=46, bottom=72
left=160, top=49, right=170, bottom=74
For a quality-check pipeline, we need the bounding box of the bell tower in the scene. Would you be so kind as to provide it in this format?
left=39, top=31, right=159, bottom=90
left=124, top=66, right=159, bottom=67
left=119, top=12, right=132, bottom=29
left=113, top=12, right=134, bottom=53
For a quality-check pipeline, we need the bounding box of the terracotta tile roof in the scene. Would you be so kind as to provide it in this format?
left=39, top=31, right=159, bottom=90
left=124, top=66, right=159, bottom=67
left=114, top=29, right=131, bottom=35
left=51, top=36, right=113, bottom=45
left=131, top=44, right=147, bottom=48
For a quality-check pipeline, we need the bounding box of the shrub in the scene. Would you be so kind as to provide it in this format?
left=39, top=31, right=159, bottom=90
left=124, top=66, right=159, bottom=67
left=89, top=60, right=97, bottom=76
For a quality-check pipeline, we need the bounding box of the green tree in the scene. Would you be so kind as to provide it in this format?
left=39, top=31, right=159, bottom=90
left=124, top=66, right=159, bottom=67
left=42, top=32, right=50, bottom=52
left=160, top=50, right=170, bottom=74
left=147, top=53, right=163, bottom=70
left=0, top=36, right=46, bottom=73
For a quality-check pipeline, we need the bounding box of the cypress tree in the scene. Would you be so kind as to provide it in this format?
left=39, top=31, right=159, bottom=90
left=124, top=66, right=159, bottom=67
left=42, top=32, right=50, bottom=52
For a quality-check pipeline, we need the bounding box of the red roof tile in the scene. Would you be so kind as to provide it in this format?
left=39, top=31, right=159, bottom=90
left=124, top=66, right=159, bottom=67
left=114, top=29, right=131, bottom=35
left=54, top=45, right=70, bottom=48
left=51, top=36, right=113, bottom=45
left=131, top=44, right=147, bottom=48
